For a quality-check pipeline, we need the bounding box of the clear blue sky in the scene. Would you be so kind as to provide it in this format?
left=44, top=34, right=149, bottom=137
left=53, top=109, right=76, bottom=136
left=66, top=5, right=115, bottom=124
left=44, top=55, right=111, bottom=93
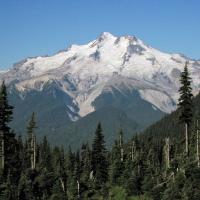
left=0, top=0, right=199, bottom=69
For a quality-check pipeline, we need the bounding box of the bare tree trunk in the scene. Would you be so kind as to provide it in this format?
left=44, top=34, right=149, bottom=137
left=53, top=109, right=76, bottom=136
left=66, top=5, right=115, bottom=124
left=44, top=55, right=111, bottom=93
left=120, top=148, right=124, bottom=162
left=31, top=134, right=36, bottom=170
left=164, top=137, right=170, bottom=169
left=0, top=133, right=4, bottom=170
left=60, top=178, right=65, bottom=193
left=33, top=136, right=36, bottom=169
left=131, top=140, right=135, bottom=161
left=197, top=120, right=200, bottom=167
left=119, top=132, right=123, bottom=162
left=89, top=170, right=94, bottom=181
left=31, top=135, right=34, bottom=170
left=77, top=180, right=80, bottom=199
left=185, top=123, right=188, bottom=155
left=172, top=172, right=175, bottom=183
left=2, top=138, right=4, bottom=170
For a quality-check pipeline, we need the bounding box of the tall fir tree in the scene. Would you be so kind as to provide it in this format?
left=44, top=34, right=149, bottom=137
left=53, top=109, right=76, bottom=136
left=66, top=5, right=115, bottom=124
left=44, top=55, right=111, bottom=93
left=0, top=81, right=13, bottom=133
left=91, top=123, right=108, bottom=187
left=178, top=62, right=193, bottom=155
left=0, top=81, right=16, bottom=178
left=26, top=112, right=37, bottom=170
left=80, top=143, right=92, bottom=183
left=0, top=81, right=13, bottom=171
left=110, top=140, right=124, bottom=186
left=39, top=136, right=52, bottom=171
left=119, top=129, right=124, bottom=162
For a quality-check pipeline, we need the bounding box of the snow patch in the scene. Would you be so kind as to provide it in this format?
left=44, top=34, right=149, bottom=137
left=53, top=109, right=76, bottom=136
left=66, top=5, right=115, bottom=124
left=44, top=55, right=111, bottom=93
left=67, top=112, right=79, bottom=122
left=152, top=105, right=158, bottom=111
left=139, top=89, right=176, bottom=113
left=76, top=83, right=106, bottom=117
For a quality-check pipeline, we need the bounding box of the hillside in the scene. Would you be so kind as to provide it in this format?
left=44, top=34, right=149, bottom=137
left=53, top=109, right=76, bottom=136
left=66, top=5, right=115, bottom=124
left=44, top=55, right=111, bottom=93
left=1, top=78, right=200, bottom=200
left=141, top=92, right=200, bottom=140
left=1, top=32, right=199, bottom=147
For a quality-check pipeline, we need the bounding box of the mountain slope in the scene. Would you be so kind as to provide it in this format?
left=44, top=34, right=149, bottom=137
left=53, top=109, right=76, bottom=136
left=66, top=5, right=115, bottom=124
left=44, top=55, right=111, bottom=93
left=3, top=32, right=200, bottom=116
left=141, top=92, right=200, bottom=140
left=1, top=32, right=200, bottom=147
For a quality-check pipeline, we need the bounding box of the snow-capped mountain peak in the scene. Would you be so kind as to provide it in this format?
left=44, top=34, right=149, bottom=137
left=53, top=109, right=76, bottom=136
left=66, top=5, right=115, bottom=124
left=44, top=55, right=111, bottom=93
left=1, top=33, right=200, bottom=120
left=99, top=31, right=116, bottom=39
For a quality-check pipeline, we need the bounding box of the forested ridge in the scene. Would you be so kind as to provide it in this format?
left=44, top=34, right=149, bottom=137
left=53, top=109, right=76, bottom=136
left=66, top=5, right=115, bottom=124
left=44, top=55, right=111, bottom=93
left=0, top=63, right=200, bottom=200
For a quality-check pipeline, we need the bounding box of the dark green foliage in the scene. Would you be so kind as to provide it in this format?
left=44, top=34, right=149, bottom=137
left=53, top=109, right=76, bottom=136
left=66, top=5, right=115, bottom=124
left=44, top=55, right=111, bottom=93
left=109, top=140, right=125, bottom=186
left=27, top=112, right=37, bottom=139
left=0, top=81, right=19, bottom=184
left=1, top=99, right=200, bottom=199
left=9, top=84, right=165, bottom=150
left=1, top=68, right=200, bottom=199
left=0, top=81, right=13, bottom=133
left=0, top=173, right=15, bottom=200
left=93, top=88, right=165, bottom=127
left=91, top=123, right=108, bottom=186
left=178, top=62, right=193, bottom=125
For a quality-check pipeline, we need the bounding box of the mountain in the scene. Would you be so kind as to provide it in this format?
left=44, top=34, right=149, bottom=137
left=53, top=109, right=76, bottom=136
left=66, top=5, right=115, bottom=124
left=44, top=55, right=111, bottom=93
left=1, top=32, right=200, bottom=148
left=142, top=91, right=200, bottom=140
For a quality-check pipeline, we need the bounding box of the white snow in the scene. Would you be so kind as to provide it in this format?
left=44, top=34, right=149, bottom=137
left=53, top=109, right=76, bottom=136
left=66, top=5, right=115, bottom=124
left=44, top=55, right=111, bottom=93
left=2, top=32, right=200, bottom=120
left=67, top=105, right=76, bottom=113
left=76, top=83, right=106, bottom=117
left=139, top=89, right=176, bottom=113
left=67, top=112, right=79, bottom=122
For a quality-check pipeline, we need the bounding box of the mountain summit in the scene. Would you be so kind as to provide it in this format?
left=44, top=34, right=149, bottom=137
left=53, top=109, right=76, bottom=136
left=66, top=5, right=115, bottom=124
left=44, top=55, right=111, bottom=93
left=1, top=33, right=200, bottom=147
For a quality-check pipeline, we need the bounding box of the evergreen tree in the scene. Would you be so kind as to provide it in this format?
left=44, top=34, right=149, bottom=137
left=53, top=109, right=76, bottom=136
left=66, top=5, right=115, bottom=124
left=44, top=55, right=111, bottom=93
left=0, top=81, right=14, bottom=172
left=110, top=140, right=124, bottom=186
left=91, top=123, right=108, bottom=186
left=27, top=112, right=37, bottom=170
left=0, top=172, right=14, bottom=200
left=162, top=171, right=185, bottom=200
left=0, top=81, right=13, bottom=134
left=39, top=136, right=52, bottom=171
left=119, top=129, right=124, bottom=162
left=27, top=113, right=37, bottom=141
left=80, top=143, right=91, bottom=183
left=57, top=147, right=67, bottom=196
left=18, top=173, right=30, bottom=200
left=178, top=62, right=193, bottom=155
left=0, top=81, right=17, bottom=183
left=50, top=178, right=66, bottom=200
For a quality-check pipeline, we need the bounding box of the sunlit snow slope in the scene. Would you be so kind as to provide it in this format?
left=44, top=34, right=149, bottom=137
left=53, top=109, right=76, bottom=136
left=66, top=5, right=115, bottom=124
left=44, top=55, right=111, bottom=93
left=2, top=32, right=200, bottom=117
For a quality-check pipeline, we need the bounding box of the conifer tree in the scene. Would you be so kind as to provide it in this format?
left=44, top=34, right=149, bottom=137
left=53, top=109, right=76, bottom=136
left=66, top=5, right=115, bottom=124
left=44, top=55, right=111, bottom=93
left=0, top=81, right=16, bottom=179
left=178, top=62, right=193, bottom=155
left=18, top=173, right=30, bottom=200
left=80, top=143, right=91, bottom=183
left=91, top=123, right=108, bottom=186
left=119, top=129, right=124, bottom=162
left=0, top=172, right=14, bottom=200
left=0, top=81, right=13, bottom=134
left=0, top=81, right=14, bottom=171
left=27, top=112, right=37, bottom=170
left=39, top=136, right=52, bottom=171
left=110, top=140, right=124, bottom=185
left=164, top=137, right=170, bottom=169
left=196, top=118, right=200, bottom=167
left=58, top=147, right=67, bottom=195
